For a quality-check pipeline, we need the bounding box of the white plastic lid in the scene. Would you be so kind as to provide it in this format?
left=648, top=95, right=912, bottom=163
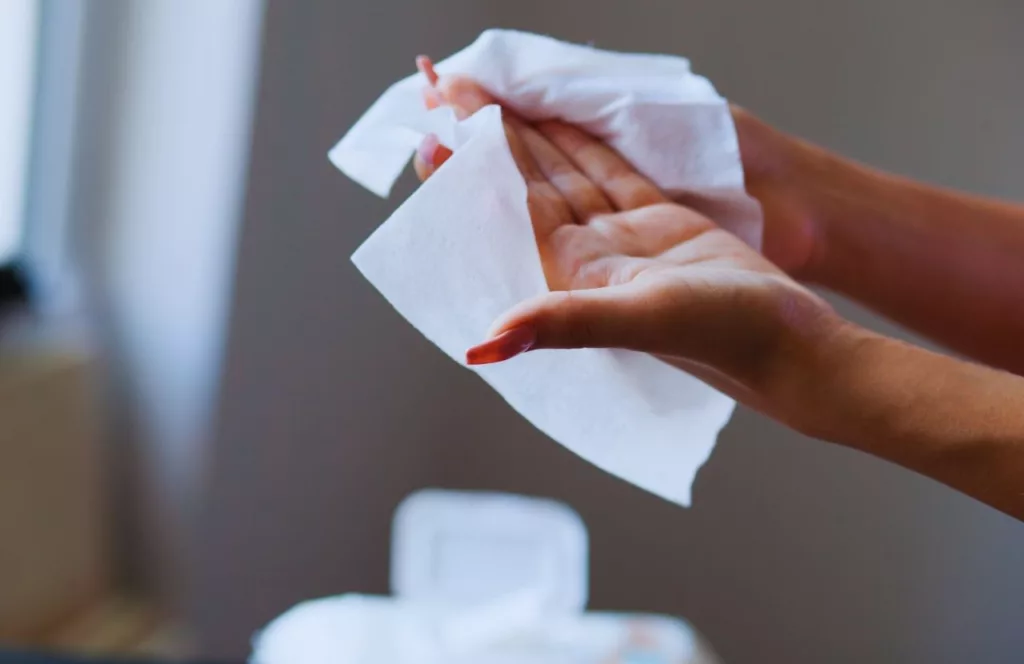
left=391, top=489, right=588, bottom=613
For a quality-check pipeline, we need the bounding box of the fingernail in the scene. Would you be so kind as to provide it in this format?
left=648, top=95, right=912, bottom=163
left=433, top=144, right=453, bottom=167
left=466, top=326, right=536, bottom=365
left=417, top=133, right=439, bottom=165
left=416, top=55, right=439, bottom=86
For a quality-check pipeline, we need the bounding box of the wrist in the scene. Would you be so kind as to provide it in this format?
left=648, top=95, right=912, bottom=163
left=764, top=307, right=875, bottom=438
left=788, top=140, right=899, bottom=287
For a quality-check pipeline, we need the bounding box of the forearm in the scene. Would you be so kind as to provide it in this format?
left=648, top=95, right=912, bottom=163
left=783, top=320, right=1024, bottom=520
left=797, top=144, right=1024, bottom=374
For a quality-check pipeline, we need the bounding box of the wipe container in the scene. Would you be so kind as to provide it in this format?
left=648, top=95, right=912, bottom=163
left=251, top=490, right=720, bottom=664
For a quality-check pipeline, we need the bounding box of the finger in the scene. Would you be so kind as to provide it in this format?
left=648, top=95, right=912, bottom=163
left=503, top=116, right=577, bottom=239
left=416, top=55, right=439, bottom=87
left=412, top=155, right=432, bottom=182
left=465, top=316, right=762, bottom=410
left=433, top=76, right=547, bottom=189
left=439, top=79, right=534, bottom=174
left=465, top=282, right=788, bottom=400
left=442, top=102, right=576, bottom=237
left=422, top=85, right=443, bottom=110
left=466, top=283, right=677, bottom=364
left=417, top=57, right=492, bottom=116
left=432, top=77, right=570, bottom=221
left=536, top=121, right=666, bottom=211
left=476, top=276, right=800, bottom=381
left=514, top=121, right=615, bottom=221
left=413, top=133, right=453, bottom=182
left=428, top=72, right=575, bottom=238
left=417, top=56, right=444, bottom=111
left=465, top=326, right=537, bottom=365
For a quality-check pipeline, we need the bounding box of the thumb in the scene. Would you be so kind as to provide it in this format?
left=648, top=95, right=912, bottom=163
left=466, top=285, right=669, bottom=365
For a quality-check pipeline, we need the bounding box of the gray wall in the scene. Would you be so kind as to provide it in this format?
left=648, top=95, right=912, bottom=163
left=192, top=1, right=1024, bottom=662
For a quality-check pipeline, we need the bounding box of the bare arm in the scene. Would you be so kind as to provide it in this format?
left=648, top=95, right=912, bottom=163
left=415, top=69, right=1024, bottom=522
left=777, top=320, right=1024, bottom=521
left=736, top=111, right=1024, bottom=374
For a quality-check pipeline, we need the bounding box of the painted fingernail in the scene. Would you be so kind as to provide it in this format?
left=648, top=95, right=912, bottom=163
left=417, top=133, right=440, bottom=165
left=416, top=55, right=439, bottom=86
left=466, top=326, right=536, bottom=365
left=432, top=144, right=453, bottom=167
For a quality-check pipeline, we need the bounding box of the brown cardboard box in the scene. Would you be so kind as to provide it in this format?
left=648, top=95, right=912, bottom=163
left=0, top=349, right=108, bottom=641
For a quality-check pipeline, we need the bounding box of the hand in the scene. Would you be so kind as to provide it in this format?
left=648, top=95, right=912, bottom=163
left=728, top=108, right=823, bottom=277
left=412, top=59, right=842, bottom=422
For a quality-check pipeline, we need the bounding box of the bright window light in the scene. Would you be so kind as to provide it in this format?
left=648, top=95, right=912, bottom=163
left=0, top=0, right=39, bottom=264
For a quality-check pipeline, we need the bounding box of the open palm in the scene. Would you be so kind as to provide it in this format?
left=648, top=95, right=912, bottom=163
left=416, top=68, right=833, bottom=396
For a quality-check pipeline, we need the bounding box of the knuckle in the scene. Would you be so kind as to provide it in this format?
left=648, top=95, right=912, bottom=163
left=546, top=159, right=579, bottom=179
left=560, top=290, right=599, bottom=348
left=577, top=189, right=614, bottom=219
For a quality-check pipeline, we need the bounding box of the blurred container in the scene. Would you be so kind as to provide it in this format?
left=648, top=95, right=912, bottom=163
left=252, top=489, right=720, bottom=664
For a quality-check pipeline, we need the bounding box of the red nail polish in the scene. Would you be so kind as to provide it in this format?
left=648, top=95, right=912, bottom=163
left=466, top=326, right=536, bottom=365
left=432, top=144, right=453, bottom=167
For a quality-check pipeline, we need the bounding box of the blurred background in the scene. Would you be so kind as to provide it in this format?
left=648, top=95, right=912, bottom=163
left=1, top=0, right=1022, bottom=662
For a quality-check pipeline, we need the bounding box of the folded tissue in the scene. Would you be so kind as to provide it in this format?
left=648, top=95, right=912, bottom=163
left=330, top=30, right=763, bottom=505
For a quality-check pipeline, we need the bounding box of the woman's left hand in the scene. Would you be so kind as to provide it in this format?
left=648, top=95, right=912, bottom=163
left=411, top=58, right=843, bottom=424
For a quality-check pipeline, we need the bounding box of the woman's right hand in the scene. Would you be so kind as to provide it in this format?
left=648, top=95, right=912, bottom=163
left=413, top=58, right=827, bottom=281
left=728, top=108, right=824, bottom=278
